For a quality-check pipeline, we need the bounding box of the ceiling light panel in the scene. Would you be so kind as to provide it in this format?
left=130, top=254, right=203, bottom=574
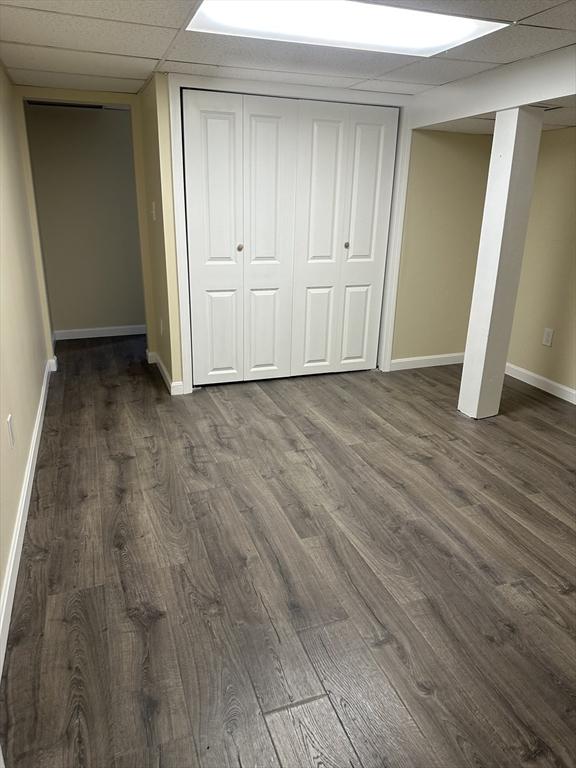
left=187, top=0, right=508, bottom=57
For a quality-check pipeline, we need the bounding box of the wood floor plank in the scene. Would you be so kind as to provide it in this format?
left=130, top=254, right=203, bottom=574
left=36, top=586, right=114, bottom=765
left=167, top=560, right=281, bottom=768
left=192, top=486, right=324, bottom=712
left=266, top=696, right=363, bottom=768
left=300, top=619, right=439, bottom=768
left=303, top=533, right=520, bottom=768
left=114, top=735, right=200, bottom=768
left=222, top=474, right=348, bottom=630
left=105, top=567, right=191, bottom=758
left=0, top=520, right=49, bottom=765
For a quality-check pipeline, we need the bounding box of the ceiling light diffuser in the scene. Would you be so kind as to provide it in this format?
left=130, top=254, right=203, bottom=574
left=187, top=0, right=507, bottom=57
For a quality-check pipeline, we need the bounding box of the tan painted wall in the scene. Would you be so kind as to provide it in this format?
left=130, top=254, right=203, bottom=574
left=26, top=103, right=145, bottom=331
left=393, top=127, right=576, bottom=390
left=392, top=130, right=492, bottom=358
left=509, top=128, right=576, bottom=388
left=0, top=66, right=52, bottom=598
left=137, top=75, right=181, bottom=381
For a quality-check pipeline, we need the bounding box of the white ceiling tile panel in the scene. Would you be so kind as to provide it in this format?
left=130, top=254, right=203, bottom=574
left=0, top=5, right=175, bottom=57
left=0, top=0, right=196, bottom=28
left=363, top=0, right=566, bottom=22
left=159, top=60, right=365, bottom=87
left=539, top=105, right=576, bottom=123
left=7, top=67, right=144, bottom=92
left=350, top=79, right=432, bottom=93
left=0, top=42, right=157, bottom=78
left=381, top=58, right=500, bottom=84
left=439, top=23, right=576, bottom=61
left=522, top=0, right=576, bottom=30
left=166, top=31, right=419, bottom=78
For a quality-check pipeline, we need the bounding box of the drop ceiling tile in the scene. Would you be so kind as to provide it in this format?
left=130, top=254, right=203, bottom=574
left=159, top=60, right=365, bottom=87
left=166, top=31, right=418, bottom=78
left=439, top=22, right=576, bottom=62
left=382, top=58, right=500, bottom=84
left=366, top=0, right=566, bottom=22
left=539, top=105, right=576, bottom=123
left=0, top=0, right=196, bottom=28
left=7, top=67, right=144, bottom=92
left=522, top=0, right=576, bottom=30
left=0, top=5, right=175, bottom=57
left=350, top=79, right=432, bottom=94
left=0, top=42, right=157, bottom=78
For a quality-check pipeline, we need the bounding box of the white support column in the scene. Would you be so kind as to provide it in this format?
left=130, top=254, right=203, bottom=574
left=458, top=107, right=543, bottom=419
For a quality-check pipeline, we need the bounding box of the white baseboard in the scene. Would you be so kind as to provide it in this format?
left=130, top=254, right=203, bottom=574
left=505, top=363, right=576, bottom=405
left=0, top=358, right=55, bottom=672
left=53, top=324, right=146, bottom=341
left=389, top=353, right=575, bottom=405
left=146, top=350, right=184, bottom=396
left=390, top=353, right=464, bottom=371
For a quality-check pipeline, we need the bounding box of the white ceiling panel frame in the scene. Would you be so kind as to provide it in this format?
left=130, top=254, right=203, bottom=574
left=8, top=67, right=145, bottom=92
left=521, top=0, right=576, bottom=30
left=0, top=0, right=196, bottom=28
left=0, top=5, right=176, bottom=57
left=0, top=42, right=158, bottom=78
left=350, top=79, right=432, bottom=94
left=439, top=22, right=576, bottom=62
left=165, top=30, right=420, bottom=78
left=157, top=60, right=367, bottom=88
left=362, top=0, right=567, bottom=23
left=376, top=58, right=501, bottom=84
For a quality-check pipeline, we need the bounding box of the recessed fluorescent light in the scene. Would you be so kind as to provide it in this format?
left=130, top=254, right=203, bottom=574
left=187, top=0, right=507, bottom=57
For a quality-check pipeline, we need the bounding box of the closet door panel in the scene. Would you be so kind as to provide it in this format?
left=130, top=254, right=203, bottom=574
left=243, top=96, right=298, bottom=380
left=183, top=90, right=243, bottom=385
left=291, top=102, right=349, bottom=375
left=338, top=107, right=398, bottom=370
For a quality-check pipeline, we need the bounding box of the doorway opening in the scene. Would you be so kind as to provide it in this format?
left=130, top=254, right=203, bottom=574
left=24, top=100, right=146, bottom=345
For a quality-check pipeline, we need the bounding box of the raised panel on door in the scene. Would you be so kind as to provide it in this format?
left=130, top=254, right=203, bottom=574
left=291, top=102, right=349, bottom=376
left=183, top=90, right=243, bottom=385
left=337, top=106, right=398, bottom=371
left=243, top=96, right=298, bottom=380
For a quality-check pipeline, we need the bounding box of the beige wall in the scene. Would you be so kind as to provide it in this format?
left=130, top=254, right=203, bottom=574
left=139, top=74, right=182, bottom=381
left=0, top=66, right=52, bottom=600
left=392, top=130, right=492, bottom=358
left=26, top=103, right=145, bottom=331
left=392, top=126, right=576, bottom=390
left=509, top=128, right=576, bottom=388
left=139, top=75, right=172, bottom=374
left=137, top=74, right=181, bottom=381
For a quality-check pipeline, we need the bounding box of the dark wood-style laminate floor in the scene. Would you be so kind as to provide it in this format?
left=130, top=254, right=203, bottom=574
left=1, top=336, right=575, bottom=768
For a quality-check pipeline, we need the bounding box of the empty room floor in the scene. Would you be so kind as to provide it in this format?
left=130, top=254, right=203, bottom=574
left=1, top=336, right=575, bottom=768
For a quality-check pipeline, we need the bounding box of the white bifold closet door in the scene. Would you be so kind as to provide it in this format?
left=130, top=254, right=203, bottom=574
left=183, top=89, right=397, bottom=386
left=291, top=101, right=397, bottom=375
left=183, top=90, right=298, bottom=385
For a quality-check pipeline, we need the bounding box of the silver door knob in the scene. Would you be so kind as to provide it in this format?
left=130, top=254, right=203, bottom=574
left=344, top=241, right=350, bottom=249
left=237, top=244, right=244, bottom=252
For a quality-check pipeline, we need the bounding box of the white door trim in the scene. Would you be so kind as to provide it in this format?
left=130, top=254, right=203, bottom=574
left=168, top=74, right=401, bottom=392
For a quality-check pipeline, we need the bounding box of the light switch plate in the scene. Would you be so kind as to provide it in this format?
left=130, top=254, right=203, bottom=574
left=542, top=327, right=554, bottom=346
